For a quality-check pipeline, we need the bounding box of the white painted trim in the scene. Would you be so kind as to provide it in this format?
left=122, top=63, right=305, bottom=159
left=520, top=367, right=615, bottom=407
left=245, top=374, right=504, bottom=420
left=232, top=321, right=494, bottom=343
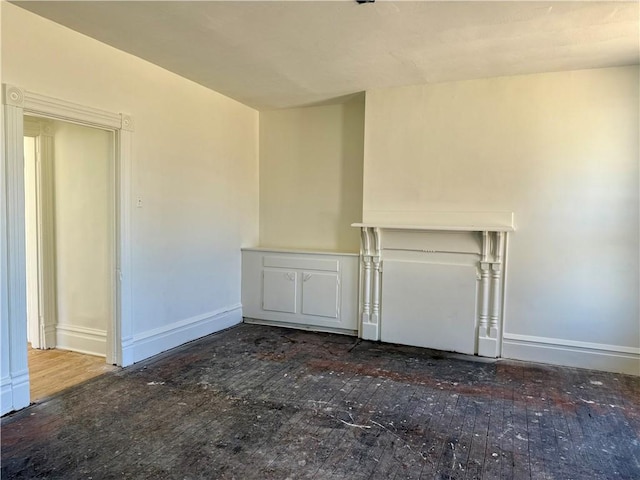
left=1, top=376, right=13, bottom=414
left=242, top=247, right=359, bottom=257
left=244, top=317, right=357, bottom=336
left=0, top=372, right=30, bottom=416
left=2, top=102, right=30, bottom=415
left=5, top=85, right=123, bottom=130
left=357, top=227, right=381, bottom=341
left=0, top=97, right=10, bottom=416
left=42, top=324, right=56, bottom=348
left=37, top=130, right=57, bottom=350
left=56, top=324, right=107, bottom=357
left=23, top=119, right=57, bottom=350
left=503, top=333, right=640, bottom=355
left=356, top=211, right=515, bottom=231
left=502, top=333, right=640, bottom=375
left=2, top=84, right=134, bottom=414
left=497, top=233, right=511, bottom=358
left=115, top=128, right=134, bottom=367
left=121, top=335, right=135, bottom=368
left=128, top=305, right=242, bottom=364
left=361, top=321, right=378, bottom=341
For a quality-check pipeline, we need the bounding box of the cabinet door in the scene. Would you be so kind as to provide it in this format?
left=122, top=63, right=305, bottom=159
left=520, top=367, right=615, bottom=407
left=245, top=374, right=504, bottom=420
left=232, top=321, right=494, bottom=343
left=262, top=269, right=297, bottom=314
left=301, top=272, right=339, bottom=319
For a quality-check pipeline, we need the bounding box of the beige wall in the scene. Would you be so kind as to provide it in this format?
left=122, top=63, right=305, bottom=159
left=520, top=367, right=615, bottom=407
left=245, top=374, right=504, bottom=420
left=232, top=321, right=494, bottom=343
left=3, top=2, right=637, bottom=376
left=2, top=3, right=259, bottom=338
left=259, top=95, right=364, bottom=252
left=23, top=137, right=38, bottom=346
left=53, top=121, right=113, bottom=346
left=363, top=66, right=639, bottom=349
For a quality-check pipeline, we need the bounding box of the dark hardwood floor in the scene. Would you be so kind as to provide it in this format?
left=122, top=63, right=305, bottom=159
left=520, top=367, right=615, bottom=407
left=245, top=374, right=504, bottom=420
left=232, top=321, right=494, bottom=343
left=2, top=324, right=639, bottom=479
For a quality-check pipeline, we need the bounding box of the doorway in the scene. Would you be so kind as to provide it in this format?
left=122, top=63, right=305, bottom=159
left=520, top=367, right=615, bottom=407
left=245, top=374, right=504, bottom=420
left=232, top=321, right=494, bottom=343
left=23, top=117, right=118, bottom=401
left=2, top=84, right=134, bottom=414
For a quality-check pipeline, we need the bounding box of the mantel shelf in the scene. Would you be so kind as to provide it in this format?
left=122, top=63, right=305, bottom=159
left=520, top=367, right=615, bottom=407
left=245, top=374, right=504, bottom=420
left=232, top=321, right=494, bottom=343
left=351, top=223, right=515, bottom=232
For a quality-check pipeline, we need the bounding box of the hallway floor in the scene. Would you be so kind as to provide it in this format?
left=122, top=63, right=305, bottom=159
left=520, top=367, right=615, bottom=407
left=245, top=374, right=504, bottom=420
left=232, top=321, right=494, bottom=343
left=28, top=345, right=118, bottom=402
left=3, top=324, right=639, bottom=479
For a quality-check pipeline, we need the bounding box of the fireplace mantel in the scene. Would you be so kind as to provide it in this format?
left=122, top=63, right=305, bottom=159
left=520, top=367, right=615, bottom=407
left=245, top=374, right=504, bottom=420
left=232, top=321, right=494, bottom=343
left=356, top=210, right=515, bottom=231
left=351, top=223, right=515, bottom=232
left=352, top=214, right=515, bottom=358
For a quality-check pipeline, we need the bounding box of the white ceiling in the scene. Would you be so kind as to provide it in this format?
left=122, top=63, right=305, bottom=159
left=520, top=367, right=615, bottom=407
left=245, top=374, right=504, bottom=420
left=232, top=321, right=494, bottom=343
left=13, top=1, right=640, bottom=110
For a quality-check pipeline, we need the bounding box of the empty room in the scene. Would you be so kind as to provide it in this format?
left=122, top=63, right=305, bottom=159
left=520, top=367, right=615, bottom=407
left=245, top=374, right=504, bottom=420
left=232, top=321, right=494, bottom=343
left=1, top=1, right=639, bottom=479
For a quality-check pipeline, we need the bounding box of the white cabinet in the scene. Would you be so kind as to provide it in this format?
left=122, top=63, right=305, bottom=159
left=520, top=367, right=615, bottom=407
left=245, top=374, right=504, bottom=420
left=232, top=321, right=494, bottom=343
left=262, top=270, right=297, bottom=314
left=301, top=273, right=339, bottom=318
left=242, top=249, right=358, bottom=334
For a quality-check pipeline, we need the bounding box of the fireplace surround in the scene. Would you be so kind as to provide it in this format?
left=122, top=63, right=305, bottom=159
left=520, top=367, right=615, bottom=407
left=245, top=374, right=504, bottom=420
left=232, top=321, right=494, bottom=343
left=353, top=212, right=515, bottom=358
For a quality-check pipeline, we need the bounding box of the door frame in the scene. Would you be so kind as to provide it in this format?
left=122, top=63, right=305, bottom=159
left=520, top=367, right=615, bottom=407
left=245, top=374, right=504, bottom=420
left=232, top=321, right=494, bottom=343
left=23, top=118, right=56, bottom=350
left=2, top=84, right=134, bottom=414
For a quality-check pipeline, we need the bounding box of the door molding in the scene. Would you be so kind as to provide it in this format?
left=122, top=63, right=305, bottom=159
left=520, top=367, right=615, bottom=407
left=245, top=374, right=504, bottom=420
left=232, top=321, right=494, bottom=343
left=2, top=84, right=134, bottom=414
left=23, top=118, right=56, bottom=350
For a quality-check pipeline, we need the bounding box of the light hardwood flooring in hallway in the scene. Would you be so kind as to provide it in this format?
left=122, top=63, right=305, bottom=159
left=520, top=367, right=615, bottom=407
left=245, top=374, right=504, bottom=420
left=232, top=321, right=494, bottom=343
left=27, top=345, right=118, bottom=402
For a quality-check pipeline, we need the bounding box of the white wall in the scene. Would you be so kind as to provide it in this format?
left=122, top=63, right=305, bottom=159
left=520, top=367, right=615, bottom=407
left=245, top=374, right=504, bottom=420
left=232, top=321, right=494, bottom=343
left=259, top=96, right=364, bottom=252
left=23, top=136, right=38, bottom=347
left=52, top=121, right=113, bottom=356
left=1, top=3, right=259, bottom=366
left=363, top=67, right=639, bottom=372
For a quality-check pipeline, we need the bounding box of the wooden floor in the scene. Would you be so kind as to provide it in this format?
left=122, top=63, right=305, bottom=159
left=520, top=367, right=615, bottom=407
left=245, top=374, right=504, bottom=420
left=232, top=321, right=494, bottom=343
left=28, top=345, right=118, bottom=402
left=3, top=324, right=639, bottom=479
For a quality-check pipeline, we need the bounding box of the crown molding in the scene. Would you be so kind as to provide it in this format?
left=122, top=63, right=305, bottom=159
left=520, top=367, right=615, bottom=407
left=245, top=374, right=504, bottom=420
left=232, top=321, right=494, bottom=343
left=3, top=84, right=134, bottom=132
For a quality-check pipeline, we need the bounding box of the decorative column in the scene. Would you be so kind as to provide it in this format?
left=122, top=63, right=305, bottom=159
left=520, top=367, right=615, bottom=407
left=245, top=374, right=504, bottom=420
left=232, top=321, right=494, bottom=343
left=371, top=228, right=381, bottom=328
left=477, top=231, right=507, bottom=357
left=478, top=231, right=491, bottom=337
left=359, top=227, right=382, bottom=340
left=3, top=84, right=31, bottom=412
left=489, top=232, right=505, bottom=339
left=360, top=228, right=372, bottom=326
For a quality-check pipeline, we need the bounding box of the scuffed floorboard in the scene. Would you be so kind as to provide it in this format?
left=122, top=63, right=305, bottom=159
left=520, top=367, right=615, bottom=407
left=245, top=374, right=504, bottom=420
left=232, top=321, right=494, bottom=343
left=2, top=324, right=639, bottom=479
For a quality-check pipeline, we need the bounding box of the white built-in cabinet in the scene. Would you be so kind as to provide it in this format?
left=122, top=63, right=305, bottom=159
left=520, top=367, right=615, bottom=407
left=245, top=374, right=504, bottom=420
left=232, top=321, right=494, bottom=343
left=241, top=248, right=359, bottom=334
left=242, top=214, right=514, bottom=357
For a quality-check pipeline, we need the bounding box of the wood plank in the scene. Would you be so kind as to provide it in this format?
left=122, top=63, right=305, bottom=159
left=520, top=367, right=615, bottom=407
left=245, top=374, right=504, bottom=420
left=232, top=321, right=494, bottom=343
left=27, top=346, right=117, bottom=402
left=2, top=325, right=639, bottom=480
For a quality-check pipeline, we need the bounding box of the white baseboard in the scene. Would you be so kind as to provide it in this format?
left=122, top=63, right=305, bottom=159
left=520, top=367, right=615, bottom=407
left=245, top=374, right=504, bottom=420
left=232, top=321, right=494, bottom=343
left=120, top=335, right=135, bottom=368
left=128, top=304, right=242, bottom=364
left=56, top=324, right=107, bottom=357
left=502, top=333, right=640, bottom=375
left=42, top=324, right=57, bottom=349
left=1, top=370, right=30, bottom=416
left=1, top=376, right=14, bottom=416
